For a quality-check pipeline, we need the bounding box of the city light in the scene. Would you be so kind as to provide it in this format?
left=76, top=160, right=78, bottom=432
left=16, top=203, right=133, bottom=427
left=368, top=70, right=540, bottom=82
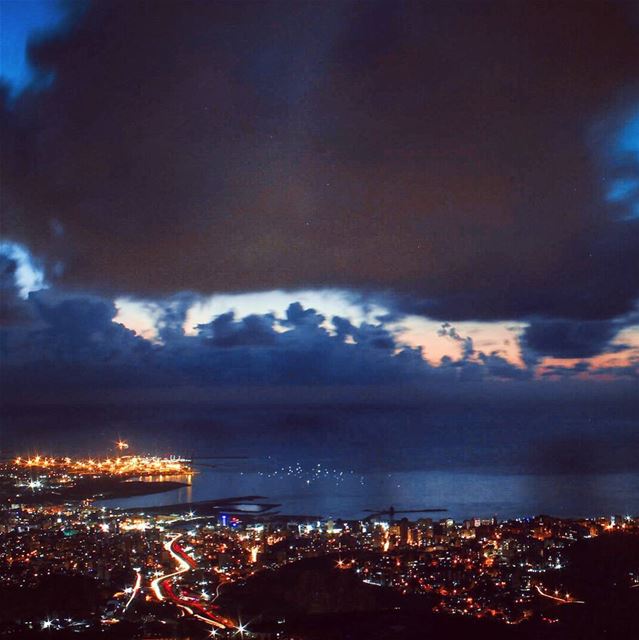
left=12, top=453, right=192, bottom=476
left=1, top=455, right=635, bottom=636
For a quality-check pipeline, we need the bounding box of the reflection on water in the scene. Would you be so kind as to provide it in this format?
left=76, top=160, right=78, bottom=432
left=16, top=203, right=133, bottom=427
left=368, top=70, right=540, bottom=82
left=121, top=473, right=193, bottom=503
left=99, top=463, right=639, bottom=520
left=127, top=473, right=193, bottom=485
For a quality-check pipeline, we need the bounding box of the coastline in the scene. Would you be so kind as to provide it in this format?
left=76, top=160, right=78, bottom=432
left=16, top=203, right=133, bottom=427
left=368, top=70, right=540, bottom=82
left=3, top=477, right=189, bottom=505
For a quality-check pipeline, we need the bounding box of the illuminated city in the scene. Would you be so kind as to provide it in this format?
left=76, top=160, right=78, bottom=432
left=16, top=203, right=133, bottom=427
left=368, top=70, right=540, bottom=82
left=1, top=444, right=638, bottom=638
left=12, top=450, right=192, bottom=477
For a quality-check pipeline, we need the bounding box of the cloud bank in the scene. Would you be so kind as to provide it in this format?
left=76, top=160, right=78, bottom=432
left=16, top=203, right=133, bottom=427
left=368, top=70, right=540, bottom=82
left=1, top=1, right=638, bottom=335
left=0, top=254, right=636, bottom=415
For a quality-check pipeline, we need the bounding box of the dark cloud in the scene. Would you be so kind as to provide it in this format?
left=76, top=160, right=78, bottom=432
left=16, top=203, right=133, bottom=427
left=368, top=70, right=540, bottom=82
left=17, top=291, right=150, bottom=365
left=540, top=361, right=591, bottom=378
left=436, top=321, right=530, bottom=381
left=588, top=360, right=639, bottom=379
left=285, top=302, right=325, bottom=329
left=332, top=315, right=396, bottom=350
left=198, top=311, right=277, bottom=347
left=156, top=293, right=197, bottom=342
left=522, top=318, right=621, bottom=359
left=0, top=255, right=33, bottom=326
left=538, top=358, right=639, bottom=381
left=476, top=351, right=530, bottom=381
left=438, top=322, right=474, bottom=359
left=1, top=0, right=639, bottom=327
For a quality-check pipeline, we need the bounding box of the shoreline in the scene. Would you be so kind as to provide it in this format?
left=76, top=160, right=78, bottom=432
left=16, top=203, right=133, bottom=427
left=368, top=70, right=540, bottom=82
left=3, top=477, right=189, bottom=505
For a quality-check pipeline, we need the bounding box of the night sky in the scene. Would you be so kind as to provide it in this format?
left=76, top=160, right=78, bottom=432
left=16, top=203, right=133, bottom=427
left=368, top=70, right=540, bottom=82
left=0, top=1, right=637, bottom=464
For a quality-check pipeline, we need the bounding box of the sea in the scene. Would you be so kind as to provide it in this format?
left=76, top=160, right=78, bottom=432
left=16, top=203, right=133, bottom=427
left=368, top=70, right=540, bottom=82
left=99, top=459, right=639, bottom=521
left=6, top=405, right=638, bottom=521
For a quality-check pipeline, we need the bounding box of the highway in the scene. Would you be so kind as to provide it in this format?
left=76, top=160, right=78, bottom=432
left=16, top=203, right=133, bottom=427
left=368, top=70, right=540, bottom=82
left=151, top=534, right=235, bottom=631
left=535, top=585, right=585, bottom=604
left=123, top=569, right=142, bottom=613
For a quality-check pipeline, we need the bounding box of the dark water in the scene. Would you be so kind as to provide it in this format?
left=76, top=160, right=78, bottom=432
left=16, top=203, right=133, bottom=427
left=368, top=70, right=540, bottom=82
left=100, top=459, right=639, bottom=520
left=5, top=404, right=638, bottom=520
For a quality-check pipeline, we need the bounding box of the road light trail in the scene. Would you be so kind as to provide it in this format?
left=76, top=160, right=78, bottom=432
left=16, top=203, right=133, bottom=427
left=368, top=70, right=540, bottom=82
left=535, top=585, right=585, bottom=604
left=123, top=569, right=142, bottom=612
left=211, top=574, right=227, bottom=604
left=150, top=534, right=191, bottom=601
left=151, top=533, right=235, bottom=630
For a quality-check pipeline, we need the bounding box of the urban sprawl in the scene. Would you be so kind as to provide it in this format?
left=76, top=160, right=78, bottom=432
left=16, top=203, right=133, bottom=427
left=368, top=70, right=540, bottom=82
left=1, top=452, right=637, bottom=639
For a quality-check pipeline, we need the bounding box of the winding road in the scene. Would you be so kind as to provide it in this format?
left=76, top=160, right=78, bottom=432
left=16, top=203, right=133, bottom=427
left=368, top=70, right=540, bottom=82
left=151, top=533, right=235, bottom=631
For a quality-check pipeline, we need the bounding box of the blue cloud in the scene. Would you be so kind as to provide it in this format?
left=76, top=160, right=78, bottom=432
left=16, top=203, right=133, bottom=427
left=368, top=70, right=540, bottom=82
left=0, top=0, right=72, bottom=96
